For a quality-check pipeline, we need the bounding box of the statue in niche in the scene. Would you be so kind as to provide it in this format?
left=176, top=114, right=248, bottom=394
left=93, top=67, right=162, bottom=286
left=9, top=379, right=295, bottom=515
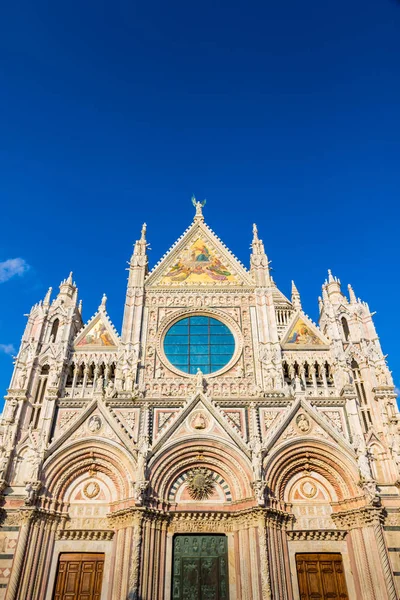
left=235, top=365, right=244, bottom=379
left=136, top=436, right=150, bottom=481
left=17, top=365, right=27, bottom=389
left=357, top=447, right=373, bottom=481
left=155, top=364, right=164, bottom=379
left=195, top=368, right=204, bottom=392
left=250, top=438, right=263, bottom=480
left=49, top=368, right=60, bottom=388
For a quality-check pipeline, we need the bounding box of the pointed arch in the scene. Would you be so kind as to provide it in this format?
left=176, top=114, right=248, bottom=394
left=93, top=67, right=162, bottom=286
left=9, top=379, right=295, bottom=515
left=148, top=438, right=253, bottom=506
left=41, top=439, right=136, bottom=507
left=264, top=439, right=360, bottom=503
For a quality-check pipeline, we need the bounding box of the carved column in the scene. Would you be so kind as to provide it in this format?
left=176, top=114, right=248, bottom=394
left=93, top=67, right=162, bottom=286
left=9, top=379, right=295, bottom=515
left=373, top=522, right=397, bottom=600
left=257, top=517, right=272, bottom=600
left=266, top=514, right=291, bottom=600
left=128, top=513, right=143, bottom=600
left=5, top=513, right=32, bottom=600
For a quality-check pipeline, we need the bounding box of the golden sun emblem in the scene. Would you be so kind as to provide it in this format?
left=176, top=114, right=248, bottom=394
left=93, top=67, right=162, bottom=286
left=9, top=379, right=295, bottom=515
left=186, top=468, right=215, bottom=501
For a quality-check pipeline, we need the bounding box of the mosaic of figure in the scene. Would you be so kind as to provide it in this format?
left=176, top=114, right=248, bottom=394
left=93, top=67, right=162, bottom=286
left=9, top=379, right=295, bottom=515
left=286, top=319, right=323, bottom=346
left=76, top=319, right=114, bottom=347
left=160, top=238, right=238, bottom=284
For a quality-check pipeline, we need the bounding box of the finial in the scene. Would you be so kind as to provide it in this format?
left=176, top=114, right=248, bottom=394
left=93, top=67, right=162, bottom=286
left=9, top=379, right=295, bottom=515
left=100, top=293, right=107, bottom=310
left=43, top=286, right=52, bottom=306
left=328, top=269, right=334, bottom=283
left=78, top=299, right=83, bottom=314
left=348, top=284, right=357, bottom=304
left=318, top=296, right=323, bottom=312
left=141, top=223, right=147, bottom=241
left=67, top=271, right=73, bottom=284
left=192, top=195, right=206, bottom=220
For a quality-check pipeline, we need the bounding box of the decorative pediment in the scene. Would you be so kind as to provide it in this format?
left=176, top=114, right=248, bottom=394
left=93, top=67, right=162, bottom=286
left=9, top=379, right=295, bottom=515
left=263, top=397, right=354, bottom=455
left=146, top=220, right=252, bottom=287
left=46, top=398, right=135, bottom=457
left=281, top=311, right=329, bottom=349
left=150, top=393, right=250, bottom=457
left=74, top=312, right=119, bottom=350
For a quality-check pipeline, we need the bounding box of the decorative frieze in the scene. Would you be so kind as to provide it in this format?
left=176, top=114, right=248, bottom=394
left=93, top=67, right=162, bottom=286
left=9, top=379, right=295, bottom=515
left=287, top=529, right=347, bottom=541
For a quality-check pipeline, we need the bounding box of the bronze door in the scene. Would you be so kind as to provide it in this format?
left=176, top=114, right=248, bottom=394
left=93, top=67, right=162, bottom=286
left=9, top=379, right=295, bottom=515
left=172, top=535, right=229, bottom=600
left=296, top=553, right=349, bottom=600
left=52, top=553, right=104, bottom=600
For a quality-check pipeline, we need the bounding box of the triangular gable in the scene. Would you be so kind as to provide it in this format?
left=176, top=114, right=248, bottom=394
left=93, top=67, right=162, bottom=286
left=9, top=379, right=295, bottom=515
left=281, top=311, right=330, bottom=349
left=46, top=398, right=135, bottom=459
left=74, top=311, right=119, bottom=350
left=146, top=220, right=252, bottom=287
left=263, top=397, right=354, bottom=455
left=150, top=392, right=250, bottom=458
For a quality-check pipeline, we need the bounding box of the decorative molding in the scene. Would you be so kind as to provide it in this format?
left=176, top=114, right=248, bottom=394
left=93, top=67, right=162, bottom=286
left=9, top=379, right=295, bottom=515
left=287, top=529, right=347, bottom=541
left=57, top=529, right=114, bottom=541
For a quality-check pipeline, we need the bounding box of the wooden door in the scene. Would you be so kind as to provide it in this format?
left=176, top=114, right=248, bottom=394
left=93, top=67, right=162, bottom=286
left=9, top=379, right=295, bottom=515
left=172, top=535, right=229, bottom=600
left=52, top=553, right=104, bottom=600
left=296, top=553, right=349, bottom=600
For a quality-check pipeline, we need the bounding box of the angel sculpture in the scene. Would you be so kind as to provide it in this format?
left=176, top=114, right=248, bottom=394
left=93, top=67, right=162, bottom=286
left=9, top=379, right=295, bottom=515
left=192, top=195, right=206, bottom=217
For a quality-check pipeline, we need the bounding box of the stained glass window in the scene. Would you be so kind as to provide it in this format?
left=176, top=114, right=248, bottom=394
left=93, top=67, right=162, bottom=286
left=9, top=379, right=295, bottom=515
left=164, top=316, right=235, bottom=374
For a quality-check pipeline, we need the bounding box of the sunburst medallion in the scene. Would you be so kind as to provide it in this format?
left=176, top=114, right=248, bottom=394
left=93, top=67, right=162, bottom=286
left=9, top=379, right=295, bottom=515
left=186, top=468, right=215, bottom=500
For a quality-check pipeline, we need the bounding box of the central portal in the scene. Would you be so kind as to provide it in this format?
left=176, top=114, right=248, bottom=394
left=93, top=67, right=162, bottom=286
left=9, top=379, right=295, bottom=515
left=172, top=534, right=229, bottom=600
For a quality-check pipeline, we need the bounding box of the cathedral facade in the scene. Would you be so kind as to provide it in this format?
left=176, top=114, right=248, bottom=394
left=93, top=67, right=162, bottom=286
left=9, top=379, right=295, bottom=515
left=0, top=201, right=399, bottom=600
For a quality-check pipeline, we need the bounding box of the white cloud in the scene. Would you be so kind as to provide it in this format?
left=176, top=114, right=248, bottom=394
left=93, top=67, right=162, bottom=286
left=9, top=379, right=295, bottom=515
left=0, top=258, right=30, bottom=283
left=0, top=343, right=15, bottom=355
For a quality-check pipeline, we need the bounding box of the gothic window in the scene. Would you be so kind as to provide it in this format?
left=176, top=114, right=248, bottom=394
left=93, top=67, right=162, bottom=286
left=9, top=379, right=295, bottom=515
left=163, top=315, right=235, bottom=374
left=351, top=359, right=371, bottom=432
left=50, top=318, right=60, bottom=342
left=29, top=364, right=49, bottom=428
left=66, top=363, right=74, bottom=386
left=341, top=317, right=350, bottom=341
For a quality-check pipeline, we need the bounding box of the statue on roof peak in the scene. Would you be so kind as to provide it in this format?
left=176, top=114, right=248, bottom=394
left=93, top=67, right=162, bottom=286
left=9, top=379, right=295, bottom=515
left=192, top=195, right=206, bottom=219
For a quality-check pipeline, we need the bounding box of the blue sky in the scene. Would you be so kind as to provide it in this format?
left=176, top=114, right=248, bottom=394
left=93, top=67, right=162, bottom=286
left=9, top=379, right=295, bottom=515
left=1, top=0, right=400, bottom=405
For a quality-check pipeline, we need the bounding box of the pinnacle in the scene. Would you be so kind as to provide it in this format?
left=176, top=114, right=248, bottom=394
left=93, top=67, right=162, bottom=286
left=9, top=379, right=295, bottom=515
left=43, top=286, right=52, bottom=305
left=348, top=284, right=357, bottom=304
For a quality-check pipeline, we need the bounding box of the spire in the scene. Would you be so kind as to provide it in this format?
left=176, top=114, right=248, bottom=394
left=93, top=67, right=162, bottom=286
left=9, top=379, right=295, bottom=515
left=99, top=293, right=107, bottom=311
left=78, top=299, right=83, bottom=314
left=43, top=286, right=52, bottom=307
left=67, top=271, right=73, bottom=285
left=250, top=223, right=270, bottom=286
left=291, top=280, right=302, bottom=310
left=348, top=284, right=357, bottom=304
left=192, top=195, right=206, bottom=222
left=318, top=296, right=323, bottom=312
left=140, top=222, right=147, bottom=242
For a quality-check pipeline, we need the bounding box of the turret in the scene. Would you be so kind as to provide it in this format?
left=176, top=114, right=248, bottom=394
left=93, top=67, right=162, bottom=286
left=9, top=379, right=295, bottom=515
left=325, top=269, right=345, bottom=305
